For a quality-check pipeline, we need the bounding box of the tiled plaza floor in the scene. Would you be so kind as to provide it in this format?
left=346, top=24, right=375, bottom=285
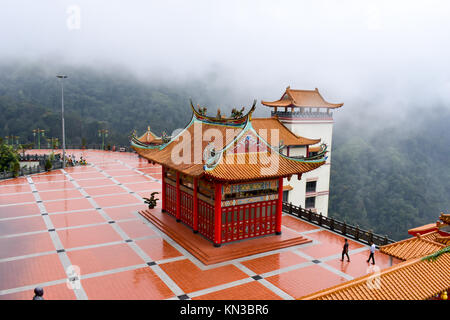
left=0, top=150, right=399, bottom=300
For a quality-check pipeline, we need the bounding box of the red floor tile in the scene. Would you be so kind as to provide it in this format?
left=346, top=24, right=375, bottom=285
left=282, top=215, right=320, bottom=233
left=266, top=264, right=346, bottom=299
left=57, top=224, right=123, bottom=249
left=44, top=198, right=94, bottom=213
left=115, top=175, right=153, bottom=184
left=30, top=175, right=68, bottom=183
left=0, top=254, right=67, bottom=291
left=34, top=181, right=76, bottom=191
left=76, top=178, right=115, bottom=188
left=0, top=232, right=55, bottom=259
left=117, top=220, right=156, bottom=239
left=159, top=259, right=248, bottom=293
left=0, top=193, right=36, bottom=205
left=193, top=281, right=283, bottom=300
left=103, top=169, right=136, bottom=176
left=83, top=185, right=128, bottom=197
left=0, top=216, right=47, bottom=236
left=0, top=177, right=28, bottom=185
left=0, top=282, right=76, bottom=300
left=241, top=251, right=309, bottom=275
left=0, top=184, right=31, bottom=194
left=50, top=210, right=106, bottom=229
left=135, top=238, right=182, bottom=261
left=0, top=203, right=41, bottom=219
left=81, top=267, right=174, bottom=300
left=67, top=243, right=143, bottom=275
left=39, top=189, right=84, bottom=201
left=126, top=182, right=161, bottom=192
left=68, top=172, right=106, bottom=180
left=93, top=194, right=142, bottom=208
left=299, top=230, right=364, bottom=259
left=103, top=204, right=147, bottom=220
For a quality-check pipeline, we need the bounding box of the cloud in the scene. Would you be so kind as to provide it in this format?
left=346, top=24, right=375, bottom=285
left=1, top=0, right=449, bottom=115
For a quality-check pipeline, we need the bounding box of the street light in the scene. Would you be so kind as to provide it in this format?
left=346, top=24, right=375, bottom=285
left=98, top=129, right=108, bottom=150
left=32, top=129, right=45, bottom=149
left=57, top=75, right=68, bottom=168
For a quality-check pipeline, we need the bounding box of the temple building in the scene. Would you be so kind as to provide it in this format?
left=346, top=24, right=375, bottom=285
left=262, top=87, right=343, bottom=216
left=131, top=101, right=327, bottom=246
left=301, top=213, right=450, bottom=300
left=135, top=126, right=164, bottom=146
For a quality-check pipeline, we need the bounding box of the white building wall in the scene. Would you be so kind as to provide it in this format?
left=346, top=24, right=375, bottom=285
left=281, top=117, right=334, bottom=217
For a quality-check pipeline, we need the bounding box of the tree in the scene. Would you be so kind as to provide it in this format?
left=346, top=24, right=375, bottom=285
left=0, top=143, right=20, bottom=176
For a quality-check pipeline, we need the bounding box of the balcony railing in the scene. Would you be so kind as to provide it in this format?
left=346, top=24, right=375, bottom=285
left=272, top=110, right=333, bottom=119
left=282, top=202, right=395, bottom=247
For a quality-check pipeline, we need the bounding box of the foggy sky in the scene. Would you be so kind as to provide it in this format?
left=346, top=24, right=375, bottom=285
left=2, top=0, right=450, bottom=119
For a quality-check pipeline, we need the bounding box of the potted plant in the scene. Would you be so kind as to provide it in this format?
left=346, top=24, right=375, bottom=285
left=143, top=192, right=159, bottom=209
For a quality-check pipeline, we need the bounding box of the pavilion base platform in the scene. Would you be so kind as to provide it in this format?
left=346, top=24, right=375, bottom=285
left=139, top=208, right=312, bottom=265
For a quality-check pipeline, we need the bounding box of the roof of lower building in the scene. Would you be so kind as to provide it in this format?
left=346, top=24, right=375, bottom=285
left=379, top=232, right=446, bottom=261
left=300, top=212, right=450, bottom=300
left=300, top=250, right=450, bottom=300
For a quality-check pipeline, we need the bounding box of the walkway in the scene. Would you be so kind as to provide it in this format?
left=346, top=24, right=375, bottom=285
left=0, top=150, right=399, bottom=300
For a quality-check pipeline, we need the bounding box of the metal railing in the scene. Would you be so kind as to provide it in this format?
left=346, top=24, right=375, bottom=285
left=272, top=110, right=333, bottom=119
left=283, top=202, right=395, bottom=247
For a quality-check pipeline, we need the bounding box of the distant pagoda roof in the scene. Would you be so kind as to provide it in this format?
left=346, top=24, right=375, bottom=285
left=261, top=87, right=343, bottom=109
left=136, top=126, right=162, bottom=145
left=131, top=100, right=327, bottom=182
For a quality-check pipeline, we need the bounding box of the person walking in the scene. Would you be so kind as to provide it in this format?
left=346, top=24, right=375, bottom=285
left=341, top=239, right=350, bottom=262
left=367, top=241, right=376, bottom=265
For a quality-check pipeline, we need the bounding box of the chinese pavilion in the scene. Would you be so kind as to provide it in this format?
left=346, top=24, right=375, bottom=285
left=131, top=100, right=328, bottom=246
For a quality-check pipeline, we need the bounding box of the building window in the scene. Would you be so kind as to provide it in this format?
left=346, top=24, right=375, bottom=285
left=306, top=181, right=317, bottom=193
left=282, top=190, right=289, bottom=202
left=305, top=196, right=315, bottom=209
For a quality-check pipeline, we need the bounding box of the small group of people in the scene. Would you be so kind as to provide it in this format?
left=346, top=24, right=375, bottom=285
left=341, top=239, right=376, bottom=265
left=65, top=154, right=87, bottom=166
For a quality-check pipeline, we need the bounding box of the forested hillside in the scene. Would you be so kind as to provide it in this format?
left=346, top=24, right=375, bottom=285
left=0, top=63, right=196, bottom=147
left=330, top=108, right=450, bottom=240
left=0, top=63, right=448, bottom=240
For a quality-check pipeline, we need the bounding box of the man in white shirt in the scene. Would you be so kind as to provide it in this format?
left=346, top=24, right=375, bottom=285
left=367, top=241, right=376, bottom=265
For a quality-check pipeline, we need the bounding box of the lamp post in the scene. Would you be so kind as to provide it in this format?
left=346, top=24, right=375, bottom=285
left=14, top=136, right=20, bottom=146
left=56, top=75, right=68, bottom=168
left=98, top=129, right=108, bottom=150
left=32, top=129, right=45, bottom=149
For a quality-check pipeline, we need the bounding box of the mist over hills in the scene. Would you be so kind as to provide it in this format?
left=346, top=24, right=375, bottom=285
left=0, top=62, right=449, bottom=240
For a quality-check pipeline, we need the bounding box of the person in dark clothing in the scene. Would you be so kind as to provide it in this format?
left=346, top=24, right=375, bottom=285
left=341, top=239, right=350, bottom=262
left=32, top=287, right=44, bottom=300
left=367, top=242, right=376, bottom=265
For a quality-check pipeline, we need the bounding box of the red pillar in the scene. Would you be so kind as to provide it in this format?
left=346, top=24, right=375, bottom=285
left=214, top=182, right=222, bottom=247
left=193, top=177, right=199, bottom=233
left=275, top=176, right=283, bottom=235
left=161, top=166, right=166, bottom=212
left=306, top=145, right=309, bottom=158
left=176, top=171, right=181, bottom=222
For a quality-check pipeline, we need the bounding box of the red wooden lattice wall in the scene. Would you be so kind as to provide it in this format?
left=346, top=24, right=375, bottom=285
left=165, top=183, right=177, bottom=217
left=198, top=200, right=215, bottom=242
left=180, top=191, right=193, bottom=228
left=221, top=200, right=277, bottom=243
